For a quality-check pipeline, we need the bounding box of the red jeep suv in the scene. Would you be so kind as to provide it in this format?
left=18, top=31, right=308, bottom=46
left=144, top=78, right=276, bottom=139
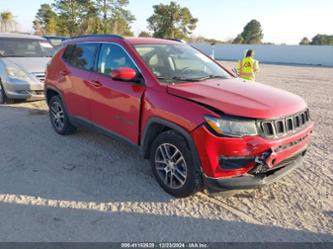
left=45, top=35, right=314, bottom=197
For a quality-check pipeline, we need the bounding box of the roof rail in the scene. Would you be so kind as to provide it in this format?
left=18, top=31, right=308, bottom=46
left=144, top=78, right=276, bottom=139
left=167, top=38, right=187, bottom=43
left=69, top=34, right=124, bottom=40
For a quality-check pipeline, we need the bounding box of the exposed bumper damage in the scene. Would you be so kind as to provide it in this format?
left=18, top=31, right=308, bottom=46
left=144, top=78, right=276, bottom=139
left=204, top=151, right=305, bottom=192
left=192, top=119, right=314, bottom=191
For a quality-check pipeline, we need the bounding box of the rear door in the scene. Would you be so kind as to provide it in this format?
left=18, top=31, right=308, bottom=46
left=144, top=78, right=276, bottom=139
left=62, top=43, right=98, bottom=120
left=89, top=43, right=145, bottom=144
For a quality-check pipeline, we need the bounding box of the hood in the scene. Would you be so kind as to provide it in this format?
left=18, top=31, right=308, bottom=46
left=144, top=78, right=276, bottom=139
left=167, top=78, right=307, bottom=119
left=2, top=57, right=50, bottom=73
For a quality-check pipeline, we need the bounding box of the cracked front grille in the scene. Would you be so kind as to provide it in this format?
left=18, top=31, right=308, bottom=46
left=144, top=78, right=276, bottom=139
left=259, top=109, right=310, bottom=138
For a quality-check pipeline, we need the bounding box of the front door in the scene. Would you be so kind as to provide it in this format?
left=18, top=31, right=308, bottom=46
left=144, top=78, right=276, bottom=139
left=89, top=43, right=145, bottom=144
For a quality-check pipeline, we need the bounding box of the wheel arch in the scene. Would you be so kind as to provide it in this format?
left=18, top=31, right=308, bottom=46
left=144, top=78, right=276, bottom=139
left=0, top=77, right=6, bottom=91
left=140, top=117, right=203, bottom=173
left=0, top=77, right=6, bottom=103
left=45, top=86, right=62, bottom=104
left=45, top=86, right=71, bottom=117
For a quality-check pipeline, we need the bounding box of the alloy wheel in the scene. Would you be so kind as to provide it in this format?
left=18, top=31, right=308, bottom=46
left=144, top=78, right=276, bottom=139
left=154, top=143, right=188, bottom=189
left=50, top=101, right=65, bottom=131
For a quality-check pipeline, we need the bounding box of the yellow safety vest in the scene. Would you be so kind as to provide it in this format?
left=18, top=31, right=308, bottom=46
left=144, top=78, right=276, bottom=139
left=237, top=57, right=259, bottom=81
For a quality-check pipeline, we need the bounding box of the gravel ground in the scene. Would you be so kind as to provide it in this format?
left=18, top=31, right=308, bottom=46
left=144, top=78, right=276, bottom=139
left=0, top=62, right=332, bottom=242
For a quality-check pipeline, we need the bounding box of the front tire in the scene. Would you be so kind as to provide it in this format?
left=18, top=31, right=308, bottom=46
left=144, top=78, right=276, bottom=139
left=150, top=130, right=202, bottom=198
left=49, top=95, right=76, bottom=135
left=0, top=83, right=5, bottom=104
left=0, top=81, right=14, bottom=104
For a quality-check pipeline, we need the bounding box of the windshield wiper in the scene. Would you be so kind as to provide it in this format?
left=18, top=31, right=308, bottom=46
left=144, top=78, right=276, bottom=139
left=156, top=76, right=172, bottom=81
left=195, top=75, right=228, bottom=81
left=156, top=76, right=203, bottom=82
left=172, top=76, right=204, bottom=82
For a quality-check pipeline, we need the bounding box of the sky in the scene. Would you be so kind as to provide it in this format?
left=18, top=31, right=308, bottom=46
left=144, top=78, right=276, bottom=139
left=1, top=0, right=332, bottom=44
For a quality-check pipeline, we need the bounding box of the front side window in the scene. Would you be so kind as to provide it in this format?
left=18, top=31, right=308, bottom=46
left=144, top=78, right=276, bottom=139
left=134, top=44, right=231, bottom=83
left=97, top=44, right=137, bottom=75
left=0, top=38, right=54, bottom=57
left=67, top=43, right=98, bottom=71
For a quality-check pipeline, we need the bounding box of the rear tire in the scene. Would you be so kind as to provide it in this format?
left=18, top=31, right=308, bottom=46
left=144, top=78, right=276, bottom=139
left=150, top=130, right=202, bottom=198
left=49, top=95, right=76, bottom=135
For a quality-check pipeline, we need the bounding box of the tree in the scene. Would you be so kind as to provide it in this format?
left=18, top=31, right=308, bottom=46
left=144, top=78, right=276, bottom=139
left=53, top=0, right=96, bottom=36
left=299, top=37, right=310, bottom=45
left=95, top=0, right=135, bottom=35
left=0, top=11, right=17, bottom=32
left=232, top=34, right=244, bottom=44
left=53, top=0, right=81, bottom=36
left=96, top=0, right=110, bottom=34
left=310, top=34, right=333, bottom=45
left=147, top=1, right=198, bottom=40
left=33, top=4, right=58, bottom=35
left=233, top=19, right=263, bottom=44
left=79, top=1, right=102, bottom=34
left=138, top=31, right=152, bottom=37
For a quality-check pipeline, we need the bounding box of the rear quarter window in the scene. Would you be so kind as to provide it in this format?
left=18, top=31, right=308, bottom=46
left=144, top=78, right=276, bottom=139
left=63, top=43, right=98, bottom=71
left=62, top=44, right=75, bottom=62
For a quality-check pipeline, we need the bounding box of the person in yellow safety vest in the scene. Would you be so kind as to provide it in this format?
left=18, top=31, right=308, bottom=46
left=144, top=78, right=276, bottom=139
left=236, top=49, right=259, bottom=81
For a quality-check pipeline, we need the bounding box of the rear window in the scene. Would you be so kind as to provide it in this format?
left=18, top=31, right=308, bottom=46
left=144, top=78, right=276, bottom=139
left=63, top=43, right=98, bottom=71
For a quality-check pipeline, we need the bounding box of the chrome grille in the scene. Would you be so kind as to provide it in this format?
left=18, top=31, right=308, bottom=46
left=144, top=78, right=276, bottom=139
left=259, top=109, right=310, bottom=138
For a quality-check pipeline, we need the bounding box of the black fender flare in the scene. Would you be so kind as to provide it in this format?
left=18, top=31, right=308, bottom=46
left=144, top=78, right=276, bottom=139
left=45, top=86, right=70, bottom=115
left=45, top=86, right=63, bottom=103
left=140, top=117, right=203, bottom=174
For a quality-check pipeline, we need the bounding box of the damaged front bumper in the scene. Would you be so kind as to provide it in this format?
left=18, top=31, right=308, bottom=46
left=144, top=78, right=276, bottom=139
left=192, top=120, right=314, bottom=192
left=204, top=150, right=305, bottom=192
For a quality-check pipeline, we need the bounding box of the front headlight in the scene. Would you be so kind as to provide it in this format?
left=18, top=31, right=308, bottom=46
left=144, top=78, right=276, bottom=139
left=205, top=115, right=258, bottom=137
left=6, top=67, right=30, bottom=81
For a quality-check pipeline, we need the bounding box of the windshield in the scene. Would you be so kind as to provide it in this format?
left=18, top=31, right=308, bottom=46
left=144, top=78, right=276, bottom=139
left=0, top=38, right=55, bottom=57
left=134, top=43, right=231, bottom=83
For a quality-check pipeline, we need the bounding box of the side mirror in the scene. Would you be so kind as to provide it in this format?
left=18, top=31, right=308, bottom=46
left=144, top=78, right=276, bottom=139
left=111, top=67, right=137, bottom=82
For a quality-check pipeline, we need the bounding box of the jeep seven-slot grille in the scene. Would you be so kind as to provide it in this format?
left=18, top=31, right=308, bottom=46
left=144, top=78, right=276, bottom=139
left=259, top=109, right=310, bottom=138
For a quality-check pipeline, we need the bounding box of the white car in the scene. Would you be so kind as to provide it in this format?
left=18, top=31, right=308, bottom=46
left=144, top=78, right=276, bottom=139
left=0, top=33, right=54, bottom=103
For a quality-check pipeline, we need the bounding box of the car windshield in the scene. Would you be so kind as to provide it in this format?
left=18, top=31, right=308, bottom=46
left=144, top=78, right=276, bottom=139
left=133, top=43, right=231, bottom=83
left=0, top=38, right=55, bottom=57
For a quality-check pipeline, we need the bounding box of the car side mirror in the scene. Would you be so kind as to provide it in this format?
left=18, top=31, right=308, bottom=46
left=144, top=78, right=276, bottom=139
left=111, top=67, right=137, bottom=82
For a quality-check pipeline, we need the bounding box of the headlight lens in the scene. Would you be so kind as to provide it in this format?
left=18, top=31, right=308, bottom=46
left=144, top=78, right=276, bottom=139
left=6, top=67, right=30, bottom=81
left=205, top=115, right=258, bottom=137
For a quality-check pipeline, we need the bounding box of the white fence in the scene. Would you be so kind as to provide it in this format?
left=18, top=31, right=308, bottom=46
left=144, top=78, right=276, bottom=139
left=191, top=44, right=333, bottom=67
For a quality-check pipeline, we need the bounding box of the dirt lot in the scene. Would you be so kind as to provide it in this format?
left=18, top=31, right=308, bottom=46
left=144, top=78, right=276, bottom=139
left=0, top=62, right=332, bottom=242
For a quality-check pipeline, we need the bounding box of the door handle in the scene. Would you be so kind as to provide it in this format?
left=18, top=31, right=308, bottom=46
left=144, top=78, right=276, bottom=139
left=90, top=80, right=103, bottom=88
